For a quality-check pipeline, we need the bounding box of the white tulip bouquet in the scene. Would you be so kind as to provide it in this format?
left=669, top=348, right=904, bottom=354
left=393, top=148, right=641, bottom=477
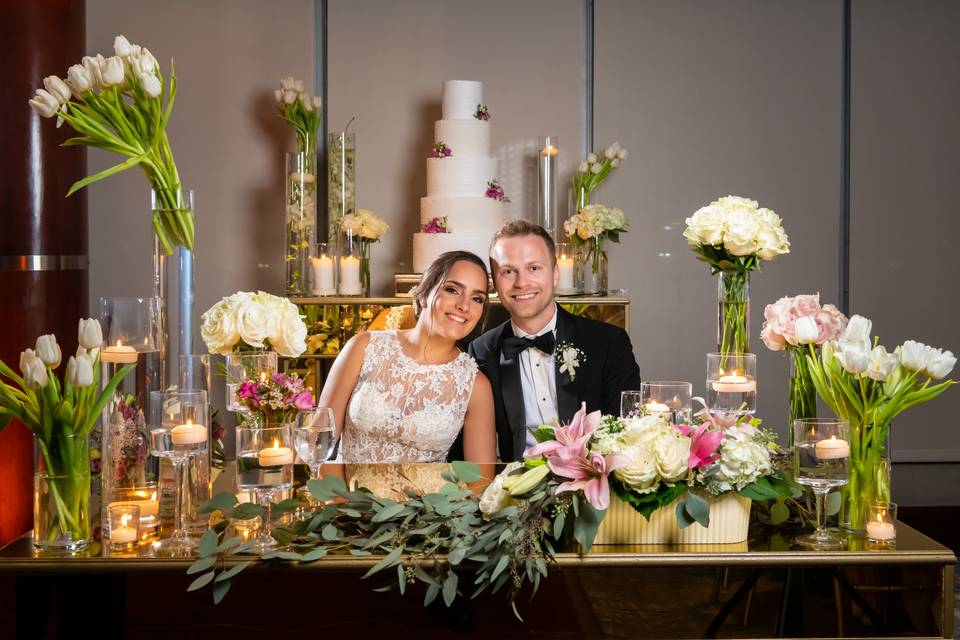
left=0, top=321, right=135, bottom=546
left=201, top=291, right=308, bottom=358
left=805, top=314, right=956, bottom=529
left=27, top=35, right=190, bottom=255
left=275, top=76, right=323, bottom=152
left=570, top=141, right=628, bottom=210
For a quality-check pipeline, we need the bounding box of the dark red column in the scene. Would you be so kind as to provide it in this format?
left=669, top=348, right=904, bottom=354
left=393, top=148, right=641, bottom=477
left=0, top=0, right=87, bottom=547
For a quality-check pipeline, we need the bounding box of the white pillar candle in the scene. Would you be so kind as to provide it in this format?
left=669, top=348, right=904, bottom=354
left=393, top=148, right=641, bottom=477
left=866, top=519, right=896, bottom=541
left=815, top=436, right=850, bottom=460
left=101, top=342, right=138, bottom=364
left=311, top=255, right=336, bottom=295
left=258, top=440, right=294, bottom=467
left=711, top=374, right=757, bottom=393
left=171, top=420, right=207, bottom=445
left=557, top=255, right=575, bottom=291
left=339, top=256, right=362, bottom=295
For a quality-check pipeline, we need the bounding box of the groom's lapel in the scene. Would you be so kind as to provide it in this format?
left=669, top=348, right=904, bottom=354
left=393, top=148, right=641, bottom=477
left=497, top=326, right=527, bottom=458
left=554, top=307, right=580, bottom=423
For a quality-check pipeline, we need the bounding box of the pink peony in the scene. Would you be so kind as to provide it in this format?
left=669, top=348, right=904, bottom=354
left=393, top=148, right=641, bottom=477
left=816, top=304, right=848, bottom=343
left=762, top=293, right=849, bottom=350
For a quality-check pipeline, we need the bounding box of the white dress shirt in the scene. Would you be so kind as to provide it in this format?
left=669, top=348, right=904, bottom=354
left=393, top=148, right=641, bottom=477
left=511, top=305, right=559, bottom=447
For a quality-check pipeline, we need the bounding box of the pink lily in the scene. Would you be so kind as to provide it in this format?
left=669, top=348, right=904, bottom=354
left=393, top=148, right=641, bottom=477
left=550, top=449, right=630, bottom=510
left=676, top=422, right=724, bottom=470
left=524, top=402, right=601, bottom=460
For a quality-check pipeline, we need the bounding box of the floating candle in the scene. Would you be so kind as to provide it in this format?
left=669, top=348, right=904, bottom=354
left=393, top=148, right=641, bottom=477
left=711, top=374, right=757, bottom=393
left=171, top=420, right=207, bottom=445
left=258, top=438, right=294, bottom=467
left=815, top=436, right=850, bottom=460
left=101, top=341, right=138, bottom=364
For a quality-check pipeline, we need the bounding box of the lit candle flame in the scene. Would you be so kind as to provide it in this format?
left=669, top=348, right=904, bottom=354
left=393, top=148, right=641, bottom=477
left=272, top=438, right=279, bottom=448
left=151, top=491, right=157, bottom=501
left=116, top=340, right=123, bottom=347
left=259, top=372, right=267, bottom=382
left=121, top=514, right=131, bottom=527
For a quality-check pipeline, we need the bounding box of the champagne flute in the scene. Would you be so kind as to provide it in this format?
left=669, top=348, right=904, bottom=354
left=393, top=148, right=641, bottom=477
left=793, top=418, right=850, bottom=549
left=295, top=408, right=338, bottom=479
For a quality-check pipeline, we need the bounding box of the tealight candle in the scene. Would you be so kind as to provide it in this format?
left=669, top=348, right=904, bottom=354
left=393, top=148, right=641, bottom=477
left=866, top=517, right=896, bottom=541
left=339, top=256, right=362, bottom=295
left=109, top=490, right=159, bottom=519
left=258, top=438, right=294, bottom=467
left=644, top=401, right=671, bottom=417
left=171, top=420, right=207, bottom=445
left=108, top=505, right=140, bottom=549
left=815, top=435, right=850, bottom=460
left=711, top=374, right=757, bottom=393
left=311, top=254, right=336, bottom=295
left=111, top=515, right=138, bottom=544
left=101, top=341, right=138, bottom=364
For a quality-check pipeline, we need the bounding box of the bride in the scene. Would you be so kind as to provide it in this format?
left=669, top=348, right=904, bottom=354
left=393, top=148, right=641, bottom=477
left=318, top=251, right=496, bottom=463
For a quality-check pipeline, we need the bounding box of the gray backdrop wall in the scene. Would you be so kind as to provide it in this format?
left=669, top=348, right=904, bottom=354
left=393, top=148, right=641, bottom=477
left=86, top=0, right=959, bottom=505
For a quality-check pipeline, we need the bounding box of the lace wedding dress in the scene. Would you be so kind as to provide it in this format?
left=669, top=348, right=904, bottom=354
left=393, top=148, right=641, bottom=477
left=339, top=330, right=478, bottom=463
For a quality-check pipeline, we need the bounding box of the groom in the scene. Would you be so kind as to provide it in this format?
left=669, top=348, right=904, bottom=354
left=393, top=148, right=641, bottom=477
left=459, top=220, right=641, bottom=462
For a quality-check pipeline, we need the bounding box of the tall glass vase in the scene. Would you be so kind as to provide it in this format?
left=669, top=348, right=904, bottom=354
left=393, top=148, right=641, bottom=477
left=841, top=425, right=891, bottom=532
left=537, top=136, right=559, bottom=241
left=285, top=150, right=318, bottom=295
left=151, top=188, right=196, bottom=388
left=34, top=433, right=91, bottom=551
left=578, top=237, right=608, bottom=295
left=328, top=131, right=356, bottom=245
left=787, top=348, right=818, bottom=447
left=717, top=270, right=750, bottom=354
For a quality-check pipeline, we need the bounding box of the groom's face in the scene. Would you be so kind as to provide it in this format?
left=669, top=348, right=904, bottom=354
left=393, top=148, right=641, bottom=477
left=490, top=234, right=559, bottom=327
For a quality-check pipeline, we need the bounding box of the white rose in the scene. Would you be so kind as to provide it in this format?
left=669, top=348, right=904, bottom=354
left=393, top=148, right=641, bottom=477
left=614, top=444, right=660, bottom=493
left=722, top=209, right=761, bottom=256
left=683, top=205, right=725, bottom=246
left=621, top=414, right=668, bottom=448
left=713, top=429, right=771, bottom=491
left=479, top=462, right=521, bottom=517
left=716, top=195, right=759, bottom=209
left=269, top=304, right=308, bottom=358
left=200, top=300, right=240, bottom=354
left=235, top=298, right=273, bottom=349
left=653, top=431, right=691, bottom=483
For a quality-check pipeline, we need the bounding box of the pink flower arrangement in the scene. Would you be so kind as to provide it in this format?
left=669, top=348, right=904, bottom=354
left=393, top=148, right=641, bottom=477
left=421, top=216, right=448, bottom=234
left=525, top=404, right=628, bottom=510
left=430, top=142, right=452, bottom=158
left=676, top=422, right=724, bottom=470
left=474, top=104, right=491, bottom=120
left=485, top=179, right=509, bottom=203
left=760, top=293, right=848, bottom=351
left=237, top=372, right=314, bottom=422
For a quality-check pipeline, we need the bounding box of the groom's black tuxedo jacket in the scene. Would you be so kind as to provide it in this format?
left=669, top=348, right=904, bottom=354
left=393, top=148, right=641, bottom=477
left=453, top=305, right=641, bottom=462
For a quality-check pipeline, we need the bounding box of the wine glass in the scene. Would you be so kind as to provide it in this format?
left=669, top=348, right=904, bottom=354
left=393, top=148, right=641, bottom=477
left=620, top=390, right=643, bottom=418
left=149, top=390, right=209, bottom=556
left=225, top=352, right=278, bottom=413
left=793, top=418, right=850, bottom=549
left=236, top=423, right=294, bottom=553
left=295, top=408, right=339, bottom=480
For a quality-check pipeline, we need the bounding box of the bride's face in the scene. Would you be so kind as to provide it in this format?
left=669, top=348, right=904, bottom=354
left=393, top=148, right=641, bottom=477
left=424, top=260, right=488, bottom=340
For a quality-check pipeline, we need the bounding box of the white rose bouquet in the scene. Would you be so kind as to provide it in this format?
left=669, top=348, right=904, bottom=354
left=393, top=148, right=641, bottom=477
left=201, top=291, right=307, bottom=358
left=684, top=196, right=790, bottom=354
left=28, top=35, right=190, bottom=255
left=339, top=209, right=389, bottom=295
left=805, top=314, right=955, bottom=530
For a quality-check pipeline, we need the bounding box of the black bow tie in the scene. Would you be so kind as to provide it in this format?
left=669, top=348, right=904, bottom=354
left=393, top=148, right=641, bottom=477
left=501, top=332, right=555, bottom=360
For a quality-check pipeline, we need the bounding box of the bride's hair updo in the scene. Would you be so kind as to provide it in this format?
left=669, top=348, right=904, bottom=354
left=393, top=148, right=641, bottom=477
left=411, top=251, right=489, bottom=318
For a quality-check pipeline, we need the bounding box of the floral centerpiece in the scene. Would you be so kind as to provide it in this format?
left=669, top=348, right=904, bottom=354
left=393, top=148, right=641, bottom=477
left=563, top=204, right=626, bottom=294
left=684, top=196, right=790, bottom=354
left=761, top=295, right=848, bottom=433
left=236, top=373, right=315, bottom=424
left=275, top=76, right=323, bottom=295
left=28, top=35, right=189, bottom=255
left=805, top=315, right=955, bottom=530
left=570, top=141, right=628, bottom=210
left=201, top=291, right=308, bottom=358
left=339, top=209, right=389, bottom=296
left=0, top=321, right=135, bottom=549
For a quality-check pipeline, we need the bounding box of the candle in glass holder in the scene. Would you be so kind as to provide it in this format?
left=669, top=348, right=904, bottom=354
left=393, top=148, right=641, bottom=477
left=866, top=502, right=897, bottom=542
left=711, top=373, right=757, bottom=393
left=644, top=401, right=671, bottom=418
left=109, top=504, right=141, bottom=549
left=258, top=438, right=294, bottom=466
left=339, top=256, right=362, bottom=295
left=171, top=420, right=207, bottom=445
left=101, top=340, right=138, bottom=364
left=311, top=254, right=336, bottom=295
left=815, top=435, right=850, bottom=460
left=558, top=255, right=575, bottom=291
left=111, top=515, right=137, bottom=544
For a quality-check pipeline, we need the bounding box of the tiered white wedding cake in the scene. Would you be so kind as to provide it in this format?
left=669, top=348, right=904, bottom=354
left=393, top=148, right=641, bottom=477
left=412, top=80, right=506, bottom=273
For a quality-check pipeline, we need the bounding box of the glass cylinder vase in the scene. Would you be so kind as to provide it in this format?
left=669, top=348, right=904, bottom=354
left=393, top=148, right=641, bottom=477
left=537, top=136, right=559, bottom=240
left=717, top=270, right=750, bottom=354
left=328, top=131, right=356, bottom=242
left=285, top=151, right=318, bottom=295
left=339, top=230, right=370, bottom=297
left=151, top=188, right=196, bottom=389
left=34, top=433, right=91, bottom=551
left=787, top=348, right=818, bottom=447
left=578, top=237, right=607, bottom=295
left=178, top=354, right=214, bottom=535
left=841, top=425, right=891, bottom=533
left=98, top=297, right=164, bottom=543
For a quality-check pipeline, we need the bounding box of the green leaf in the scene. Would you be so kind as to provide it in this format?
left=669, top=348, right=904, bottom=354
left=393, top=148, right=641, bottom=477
left=442, top=571, right=459, bottom=606
left=362, top=546, right=403, bottom=579
left=212, top=579, right=231, bottom=605
left=448, top=547, right=467, bottom=566
left=66, top=152, right=147, bottom=197
left=215, top=536, right=243, bottom=554
left=307, top=476, right=346, bottom=501
left=397, top=564, right=407, bottom=595
left=825, top=492, right=842, bottom=516
left=424, top=583, right=440, bottom=606
left=490, top=554, right=510, bottom=582
left=770, top=501, right=790, bottom=525
left=301, top=548, right=327, bottom=562
left=273, top=498, right=301, bottom=514
left=200, top=492, right=238, bottom=514
left=198, top=530, right=220, bottom=557
left=349, top=549, right=372, bottom=556
left=678, top=492, right=710, bottom=529
left=321, top=524, right=340, bottom=541
left=187, top=570, right=216, bottom=592
left=372, top=502, right=406, bottom=523
left=215, top=561, right=251, bottom=582
left=187, top=555, right=217, bottom=574
left=414, top=566, right=439, bottom=587
left=233, top=503, right=264, bottom=520
left=451, top=461, right=481, bottom=483
left=573, top=503, right=605, bottom=552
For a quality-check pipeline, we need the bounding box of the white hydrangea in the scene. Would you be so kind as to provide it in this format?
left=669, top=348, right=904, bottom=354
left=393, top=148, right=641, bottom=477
left=564, top=204, right=626, bottom=241
left=711, top=426, right=772, bottom=492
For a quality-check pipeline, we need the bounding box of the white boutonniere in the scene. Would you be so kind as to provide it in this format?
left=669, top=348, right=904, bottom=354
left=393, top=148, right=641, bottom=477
left=557, top=342, right=585, bottom=381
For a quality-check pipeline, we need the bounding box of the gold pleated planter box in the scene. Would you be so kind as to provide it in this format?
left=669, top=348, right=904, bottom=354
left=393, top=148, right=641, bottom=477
left=595, top=492, right=751, bottom=545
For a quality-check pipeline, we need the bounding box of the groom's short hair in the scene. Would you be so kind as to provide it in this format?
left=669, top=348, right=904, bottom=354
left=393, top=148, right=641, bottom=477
left=490, top=220, right=557, bottom=267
